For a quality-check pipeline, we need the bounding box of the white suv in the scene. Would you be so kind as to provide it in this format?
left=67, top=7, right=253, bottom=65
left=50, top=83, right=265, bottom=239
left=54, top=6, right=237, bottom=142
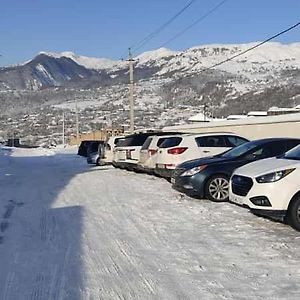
left=101, top=135, right=124, bottom=165
left=137, top=133, right=181, bottom=174
left=229, top=145, right=300, bottom=231
left=155, top=133, right=249, bottom=178
left=113, top=132, right=159, bottom=170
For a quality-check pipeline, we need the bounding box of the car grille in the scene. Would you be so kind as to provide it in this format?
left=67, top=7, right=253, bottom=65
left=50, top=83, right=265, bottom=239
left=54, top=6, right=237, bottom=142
left=231, top=175, right=253, bottom=196
left=172, top=167, right=186, bottom=178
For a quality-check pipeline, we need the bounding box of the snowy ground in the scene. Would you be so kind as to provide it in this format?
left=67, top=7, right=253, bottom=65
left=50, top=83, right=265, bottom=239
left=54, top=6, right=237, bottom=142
left=1, top=146, right=300, bottom=299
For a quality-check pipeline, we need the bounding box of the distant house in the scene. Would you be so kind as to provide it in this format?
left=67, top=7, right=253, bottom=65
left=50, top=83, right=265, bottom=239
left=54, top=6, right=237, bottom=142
left=188, top=112, right=214, bottom=122
left=226, top=115, right=248, bottom=120
left=247, top=111, right=268, bottom=117
left=267, top=106, right=300, bottom=116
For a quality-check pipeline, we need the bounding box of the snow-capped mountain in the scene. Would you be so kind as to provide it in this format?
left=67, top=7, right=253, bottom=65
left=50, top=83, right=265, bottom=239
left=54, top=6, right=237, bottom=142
left=1, top=42, right=299, bottom=92
left=0, top=42, right=299, bottom=146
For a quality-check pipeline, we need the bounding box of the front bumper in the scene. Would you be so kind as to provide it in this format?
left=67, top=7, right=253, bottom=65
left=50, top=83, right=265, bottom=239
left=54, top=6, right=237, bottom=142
left=250, top=208, right=287, bottom=221
left=154, top=167, right=174, bottom=178
left=172, top=173, right=206, bottom=198
left=229, top=176, right=295, bottom=212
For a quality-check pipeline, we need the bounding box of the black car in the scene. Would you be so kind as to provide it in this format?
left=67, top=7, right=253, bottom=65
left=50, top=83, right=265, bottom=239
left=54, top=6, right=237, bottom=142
left=172, top=138, right=300, bottom=202
left=78, top=140, right=102, bottom=157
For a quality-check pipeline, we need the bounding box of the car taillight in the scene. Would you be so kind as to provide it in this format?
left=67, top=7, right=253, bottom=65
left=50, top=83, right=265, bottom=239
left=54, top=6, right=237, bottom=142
left=148, top=149, right=157, bottom=156
left=167, top=147, right=188, bottom=155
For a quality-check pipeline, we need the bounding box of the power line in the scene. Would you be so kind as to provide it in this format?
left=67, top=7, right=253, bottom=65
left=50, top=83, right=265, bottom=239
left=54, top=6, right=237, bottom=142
left=128, top=0, right=197, bottom=56
left=158, top=0, right=229, bottom=48
left=200, top=21, right=300, bottom=72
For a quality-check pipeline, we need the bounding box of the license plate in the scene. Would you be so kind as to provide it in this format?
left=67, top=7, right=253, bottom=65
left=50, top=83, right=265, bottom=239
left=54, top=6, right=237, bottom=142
left=230, top=194, right=244, bottom=205
left=157, top=164, right=165, bottom=169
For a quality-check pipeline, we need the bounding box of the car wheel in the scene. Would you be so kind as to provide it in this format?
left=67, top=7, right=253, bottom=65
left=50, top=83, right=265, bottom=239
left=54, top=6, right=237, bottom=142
left=287, top=196, right=300, bottom=231
left=205, top=175, right=229, bottom=202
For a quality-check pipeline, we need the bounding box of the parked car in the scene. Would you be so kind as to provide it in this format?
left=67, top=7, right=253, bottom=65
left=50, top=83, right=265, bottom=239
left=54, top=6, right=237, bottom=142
left=78, top=140, right=101, bottom=157
left=172, top=138, right=300, bottom=202
left=86, top=141, right=105, bottom=165
left=137, top=132, right=182, bottom=174
left=155, top=133, right=249, bottom=178
left=99, top=135, right=124, bottom=165
left=229, top=144, right=300, bottom=231
left=113, top=132, right=160, bottom=170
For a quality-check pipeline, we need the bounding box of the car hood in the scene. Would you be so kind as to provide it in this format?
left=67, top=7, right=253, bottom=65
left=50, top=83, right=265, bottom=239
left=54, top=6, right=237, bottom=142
left=177, top=155, right=230, bottom=170
left=234, top=157, right=300, bottom=177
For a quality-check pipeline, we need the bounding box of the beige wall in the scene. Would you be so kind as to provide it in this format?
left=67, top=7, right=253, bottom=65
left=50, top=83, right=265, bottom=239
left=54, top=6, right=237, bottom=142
left=68, top=128, right=124, bottom=146
left=163, top=113, right=300, bottom=140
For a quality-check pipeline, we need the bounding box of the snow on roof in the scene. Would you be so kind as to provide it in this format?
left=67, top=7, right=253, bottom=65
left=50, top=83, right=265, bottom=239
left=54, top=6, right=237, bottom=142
left=268, top=106, right=300, bottom=112
left=226, top=115, right=248, bottom=120
left=247, top=111, right=268, bottom=116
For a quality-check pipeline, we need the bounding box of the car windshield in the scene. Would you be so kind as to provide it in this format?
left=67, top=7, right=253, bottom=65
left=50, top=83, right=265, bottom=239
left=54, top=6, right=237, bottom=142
left=221, top=141, right=260, bottom=158
left=283, top=145, right=300, bottom=160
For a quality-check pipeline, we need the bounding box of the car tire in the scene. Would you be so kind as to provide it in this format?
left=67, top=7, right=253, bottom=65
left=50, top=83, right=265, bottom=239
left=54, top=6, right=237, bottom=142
left=205, top=174, right=229, bottom=202
left=287, top=196, right=300, bottom=231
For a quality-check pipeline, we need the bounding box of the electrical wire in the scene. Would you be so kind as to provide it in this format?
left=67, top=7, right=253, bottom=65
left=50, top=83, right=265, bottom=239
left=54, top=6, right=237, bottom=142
left=131, top=0, right=197, bottom=53
left=119, top=0, right=197, bottom=59
left=200, top=21, right=300, bottom=72
left=158, top=0, right=229, bottom=49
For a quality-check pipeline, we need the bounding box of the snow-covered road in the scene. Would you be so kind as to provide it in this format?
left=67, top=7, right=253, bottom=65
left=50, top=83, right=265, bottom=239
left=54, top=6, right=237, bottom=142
left=1, top=147, right=300, bottom=300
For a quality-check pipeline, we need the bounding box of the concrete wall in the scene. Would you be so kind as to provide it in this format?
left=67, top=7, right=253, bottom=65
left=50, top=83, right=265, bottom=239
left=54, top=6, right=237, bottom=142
left=163, top=113, right=300, bottom=140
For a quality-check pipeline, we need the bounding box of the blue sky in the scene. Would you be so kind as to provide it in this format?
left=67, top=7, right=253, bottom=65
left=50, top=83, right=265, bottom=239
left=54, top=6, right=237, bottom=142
left=0, top=0, right=299, bottom=66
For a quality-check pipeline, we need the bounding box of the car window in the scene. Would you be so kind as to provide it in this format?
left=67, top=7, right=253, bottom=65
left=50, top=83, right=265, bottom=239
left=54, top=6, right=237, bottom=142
left=141, top=137, right=153, bottom=150
left=88, top=142, right=101, bottom=153
left=221, top=141, right=258, bottom=158
left=157, top=137, right=168, bottom=147
left=196, top=136, right=227, bottom=147
left=226, top=136, right=248, bottom=147
left=115, top=138, right=126, bottom=147
left=159, top=137, right=182, bottom=148
left=114, top=138, right=122, bottom=145
left=285, top=140, right=300, bottom=151
left=268, top=141, right=288, bottom=156
left=244, top=143, right=285, bottom=160
left=244, top=146, right=267, bottom=160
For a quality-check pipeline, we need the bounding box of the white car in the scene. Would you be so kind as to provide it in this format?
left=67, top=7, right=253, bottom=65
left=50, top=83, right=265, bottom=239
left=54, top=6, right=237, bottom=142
left=113, top=132, right=159, bottom=170
left=229, top=145, right=300, bottom=230
left=155, top=133, right=249, bottom=178
left=137, top=133, right=181, bottom=174
left=101, top=135, right=124, bottom=165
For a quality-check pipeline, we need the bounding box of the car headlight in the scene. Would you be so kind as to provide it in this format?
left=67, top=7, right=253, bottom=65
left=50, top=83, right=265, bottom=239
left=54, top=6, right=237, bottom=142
left=256, top=168, right=295, bottom=183
left=180, top=165, right=207, bottom=177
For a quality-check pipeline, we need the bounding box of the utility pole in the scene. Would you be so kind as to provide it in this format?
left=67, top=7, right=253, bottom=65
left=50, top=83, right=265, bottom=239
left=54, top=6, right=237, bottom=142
left=128, top=48, right=135, bottom=133
left=203, top=103, right=207, bottom=122
left=62, top=111, right=65, bottom=146
left=75, top=98, right=79, bottom=145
